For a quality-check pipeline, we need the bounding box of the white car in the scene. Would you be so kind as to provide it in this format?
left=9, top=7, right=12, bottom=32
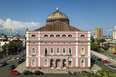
left=91, top=70, right=99, bottom=74
left=16, top=56, right=21, bottom=59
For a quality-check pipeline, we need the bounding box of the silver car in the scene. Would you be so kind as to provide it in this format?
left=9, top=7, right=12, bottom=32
left=0, top=61, right=7, bottom=67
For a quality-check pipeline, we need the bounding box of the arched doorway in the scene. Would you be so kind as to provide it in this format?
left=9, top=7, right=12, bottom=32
left=63, top=59, right=66, bottom=69
left=50, top=59, right=54, bottom=68
left=56, top=59, right=60, bottom=69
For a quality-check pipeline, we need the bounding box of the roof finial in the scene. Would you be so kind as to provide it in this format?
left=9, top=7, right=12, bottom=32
left=56, top=7, right=59, bottom=11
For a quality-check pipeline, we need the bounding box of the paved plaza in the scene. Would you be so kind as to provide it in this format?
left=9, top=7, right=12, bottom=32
left=14, top=61, right=101, bottom=74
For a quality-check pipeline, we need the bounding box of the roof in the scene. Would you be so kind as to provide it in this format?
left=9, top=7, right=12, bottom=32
left=47, top=9, right=68, bottom=20
left=34, top=20, right=82, bottom=31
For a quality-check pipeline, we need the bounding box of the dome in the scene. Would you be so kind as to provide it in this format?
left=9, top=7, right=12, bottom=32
left=46, top=7, right=69, bottom=24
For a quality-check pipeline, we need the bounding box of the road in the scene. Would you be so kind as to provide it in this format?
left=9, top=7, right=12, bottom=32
left=0, top=56, right=81, bottom=77
left=91, top=56, right=116, bottom=73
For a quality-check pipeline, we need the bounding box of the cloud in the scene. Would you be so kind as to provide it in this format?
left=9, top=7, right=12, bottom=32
left=0, top=18, right=41, bottom=36
left=115, top=26, right=116, bottom=30
left=108, top=29, right=113, bottom=32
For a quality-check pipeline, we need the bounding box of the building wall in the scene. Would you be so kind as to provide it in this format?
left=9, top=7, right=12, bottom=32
left=26, top=31, right=90, bottom=69
left=94, top=28, right=103, bottom=39
left=113, top=31, right=116, bottom=39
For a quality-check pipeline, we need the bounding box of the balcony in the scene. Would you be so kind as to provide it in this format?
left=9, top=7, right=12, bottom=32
left=44, top=54, right=72, bottom=56
left=32, top=54, right=36, bottom=56
left=81, top=54, right=85, bottom=57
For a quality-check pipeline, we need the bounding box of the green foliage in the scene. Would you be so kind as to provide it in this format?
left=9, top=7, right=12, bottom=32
left=103, top=46, right=109, bottom=51
left=91, top=42, right=100, bottom=50
left=98, top=38, right=106, bottom=43
left=91, top=38, right=95, bottom=42
left=81, top=67, right=116, bottom=77
left=1, top=41, right=20, bottom=55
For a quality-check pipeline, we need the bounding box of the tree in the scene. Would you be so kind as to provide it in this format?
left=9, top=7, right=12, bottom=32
left=81, top=67, right=116, bottom=77
left=91, top=42, right=100, bottom=51
left=98, top=38, right=106, bottom=43
left=1, top=41, right=20, bottom=55
left=1, top=44, right=7, bottom=57
left=91, top=38, right=95, bottom=42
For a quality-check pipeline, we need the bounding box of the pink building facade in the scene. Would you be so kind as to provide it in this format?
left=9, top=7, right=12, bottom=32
left=26, top=31, right=91, bottom=69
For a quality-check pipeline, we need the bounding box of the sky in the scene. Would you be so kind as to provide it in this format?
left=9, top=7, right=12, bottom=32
left=0, top=0, right=116, bottom=36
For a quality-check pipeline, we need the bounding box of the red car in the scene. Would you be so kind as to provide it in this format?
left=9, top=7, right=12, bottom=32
left=10, top=70, right=19, bottom=75
left=103, top=60, right=110, bottom=63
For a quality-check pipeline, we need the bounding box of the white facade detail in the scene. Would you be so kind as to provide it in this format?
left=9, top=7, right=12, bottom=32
left=26, top=42, right=29, bottom=67
left=113, top=31, right=116, bottom=39
left=88, top=57, right=90, bottom=67
left=76, top=31, right=78, bottom=67
left=38, top=31, right=40, bottom=67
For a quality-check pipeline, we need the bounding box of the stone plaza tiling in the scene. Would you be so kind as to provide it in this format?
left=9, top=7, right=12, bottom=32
left=14, top=61, right=101, bottom=74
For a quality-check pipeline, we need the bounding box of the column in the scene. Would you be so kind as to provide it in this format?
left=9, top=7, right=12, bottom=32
left=60, top=60, right=63, bottom=69
left=53, top=59, right=56, bottom=69
left=66, top=58, right=68, bottom=69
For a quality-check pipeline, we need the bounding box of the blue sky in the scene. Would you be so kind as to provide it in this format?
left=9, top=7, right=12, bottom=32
left=0, top=0, right=116, bottom=36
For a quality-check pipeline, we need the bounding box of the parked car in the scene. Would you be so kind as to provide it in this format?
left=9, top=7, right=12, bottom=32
left=21, top=59, right=25, bottom=62
left=0, top=61, right=7, bottom=67
left=91, top=70, right=99, bottom=74
left=22, top=70, right=33, bottom=75
left=97, top=58, right=102, bottom=61
left=95, top=57, right=98, bottom=59
left=103, top=60, right=110, bottom=63
left=10, top=70, right=19, bottom=75
left=68, top=71, right=72, bottom=75
left=73, top=72, right=77, bottom=75
left=21, top=54, right=24, bottom=57
left=18, top=61, right=22, bottom=64
left=24, top=57, right=26, bottom=60
left=91, top=58, right=97, bottom=63
left=16, top=56, right=21, bottom=59
left=34, top=71, right=44, bottom=75
left=9, top=65, right=15, bottom=70
left=113, top=52, right=116, bottom=54
left=81, top=71, right=88, bottom=74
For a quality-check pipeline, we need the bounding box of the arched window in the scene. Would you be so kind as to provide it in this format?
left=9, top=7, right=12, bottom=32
left=80, top=34, right=85, bottom=37
left=31, top=34, right=36, bottom=37
left=51, top=48, right=53, bottom=53
left=57, top=48, right=59, bottom=53
left=44, top=59, right=48, bottom=66
left=56, top=34, right=60, bottom=37
left=69, top=59, right=72, bottom=67
left=32, top=48, right=35, bottom=54
left=45, top=48, right=47, bottom=55
left=32, top=59, right=36, bottom=66
left=44, top=34, right=48, bottom=37
left=69, top=48, right=71, bottom=55
left=63, top=48, right=65, bottom=53
left=50, top=34, right=54, bottom=37
left=81, top=59, right=85, bottom=67
left=81, top=48, right=85, bottom=55
left=62, top=34, right=66, bottom=37
left=68, top=34, right=72, bottom=37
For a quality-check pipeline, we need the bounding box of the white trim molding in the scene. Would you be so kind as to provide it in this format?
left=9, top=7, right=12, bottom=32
left=26, top=42, right=29, bottom=67
left=88, top=57, right=90, bottom=67
left=76, top=31, right=78, bottom=67
left=38, top=31, right=40, bottom=67
left=76, top=57, right=78, bottom=67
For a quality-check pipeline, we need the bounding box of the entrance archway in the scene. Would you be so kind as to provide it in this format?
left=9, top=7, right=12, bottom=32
left=56, top=59, right=60, bottom=69
left=50, top=59, right=53, bottom=68
left=63, top=59, right=66, bottom=67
